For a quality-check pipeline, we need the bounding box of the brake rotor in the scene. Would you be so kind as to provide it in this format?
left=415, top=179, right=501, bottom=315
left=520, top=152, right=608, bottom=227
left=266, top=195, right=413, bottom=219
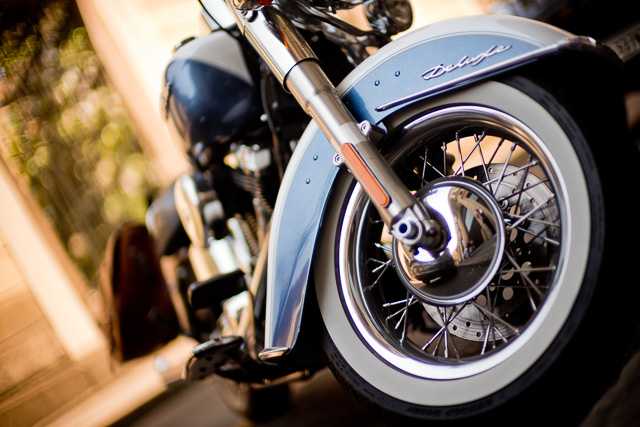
left=419, top=165, right=558, bottom=341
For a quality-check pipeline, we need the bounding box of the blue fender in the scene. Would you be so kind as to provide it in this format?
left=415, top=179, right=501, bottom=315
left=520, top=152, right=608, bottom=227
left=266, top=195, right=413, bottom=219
left=260, top=14, right=613, bottom=360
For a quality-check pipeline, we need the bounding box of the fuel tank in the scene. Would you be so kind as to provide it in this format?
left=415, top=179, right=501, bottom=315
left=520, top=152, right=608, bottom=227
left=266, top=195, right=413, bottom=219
left=163, top=30, right=263, bottom=162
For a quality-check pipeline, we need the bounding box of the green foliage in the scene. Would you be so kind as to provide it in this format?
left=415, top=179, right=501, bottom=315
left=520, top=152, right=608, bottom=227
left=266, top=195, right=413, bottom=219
left=1, top=0, right=157, bottom=287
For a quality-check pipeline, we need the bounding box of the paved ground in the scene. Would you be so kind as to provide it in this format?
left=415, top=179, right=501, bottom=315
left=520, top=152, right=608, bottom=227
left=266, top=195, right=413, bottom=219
left=100, top=353, right=640, bottom=427
left=95, top=352, right=640, bottom=427
left=109, top=368, right=385, bottom=427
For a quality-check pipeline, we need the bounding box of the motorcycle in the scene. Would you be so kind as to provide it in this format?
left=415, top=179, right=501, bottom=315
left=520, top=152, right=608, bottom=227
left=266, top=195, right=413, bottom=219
left=100, top=0, right=640, bottom=424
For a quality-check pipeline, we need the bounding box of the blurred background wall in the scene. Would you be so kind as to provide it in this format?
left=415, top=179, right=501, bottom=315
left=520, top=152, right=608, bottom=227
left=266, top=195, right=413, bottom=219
left=0, top=1, right=185, bottom=424
left=0, top=1, right=153, bottom=424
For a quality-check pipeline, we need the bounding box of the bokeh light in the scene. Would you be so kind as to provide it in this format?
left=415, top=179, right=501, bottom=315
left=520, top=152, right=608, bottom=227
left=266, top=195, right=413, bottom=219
left=1, top=0, right=157, bottom=288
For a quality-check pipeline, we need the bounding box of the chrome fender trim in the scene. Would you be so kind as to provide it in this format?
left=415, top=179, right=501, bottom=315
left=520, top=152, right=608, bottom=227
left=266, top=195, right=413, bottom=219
left=260, top=14, right=611, bottom=361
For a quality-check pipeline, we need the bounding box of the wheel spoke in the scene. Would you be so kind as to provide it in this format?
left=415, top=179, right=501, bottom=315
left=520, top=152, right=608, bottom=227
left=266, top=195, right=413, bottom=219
left=422, top=304, right=468, bottom=354
left=471, top=301, right=520, bottom=335
left=442, top=309, right=451, bottom=358
left=418, top=156, right=446, bottom=181
left=497, top=177, right=550, bottom=204
left=384, top=296, right=418, bottom=323
left=423, top=324, right=446, bottom=351
left=455, top=131, right=466, bottom=177
left=474, top=132, right=489, bottom=175
left=485, top=160, right=541, bottom=192
left=481, top=322, right=492, bottom=354
left=442, top=141, right=448, bottom=176
left=491, top=142, right=518, bottom=196
left=394, top=303, right=409, bottom=330
left=485, top=138, right=507, bottom=173
left=507, top=213, right=559, bottom=230
left=366, top=257, right=393, bottom=290
left=510, top=195, right=556, bottom=230
left=489, top=323, right=509, bottom=344
left=453, top=130, right=487, bottom=177
left=504, top=251, right=543, bottom=298
left=512, top=155, right=534, bottom=210
left=400, top=294, right=413, bottom=342
left=374, top=242, right=392, bottom=253
left=516, top=225, right=560, bottom=246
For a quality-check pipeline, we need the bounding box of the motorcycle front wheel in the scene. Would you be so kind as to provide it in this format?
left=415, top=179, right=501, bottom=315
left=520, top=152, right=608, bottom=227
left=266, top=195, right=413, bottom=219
left=314, top=76, right=637, bottom=424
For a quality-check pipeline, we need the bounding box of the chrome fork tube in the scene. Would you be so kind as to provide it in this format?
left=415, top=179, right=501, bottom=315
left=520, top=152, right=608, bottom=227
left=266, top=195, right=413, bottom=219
left=225, top=2, right=441, bottom=250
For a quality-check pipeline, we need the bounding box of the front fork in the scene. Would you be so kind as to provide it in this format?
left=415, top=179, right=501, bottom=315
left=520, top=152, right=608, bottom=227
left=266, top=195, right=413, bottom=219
left=225, top=1, right=443, bottom=252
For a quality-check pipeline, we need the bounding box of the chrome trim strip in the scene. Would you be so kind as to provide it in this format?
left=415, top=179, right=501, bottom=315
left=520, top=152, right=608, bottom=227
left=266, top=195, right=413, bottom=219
left=376, top=36, right=597, bottom=112
left=422, top=44, right=513, bottom=81
left=258, top=346, right=290, bottom=360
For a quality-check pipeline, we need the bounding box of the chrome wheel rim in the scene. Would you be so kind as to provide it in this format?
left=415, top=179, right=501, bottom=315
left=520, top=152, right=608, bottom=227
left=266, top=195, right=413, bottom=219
left=337, top=105, right=565, bottom=379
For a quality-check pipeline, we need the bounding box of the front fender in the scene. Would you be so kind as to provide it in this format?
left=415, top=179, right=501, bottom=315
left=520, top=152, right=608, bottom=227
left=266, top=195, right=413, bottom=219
left=260, top=14, right=617, bottom=361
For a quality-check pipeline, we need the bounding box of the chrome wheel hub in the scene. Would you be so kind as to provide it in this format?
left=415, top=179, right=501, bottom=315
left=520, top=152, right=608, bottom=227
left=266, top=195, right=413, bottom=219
left=394, top=177, right=506, bottom=306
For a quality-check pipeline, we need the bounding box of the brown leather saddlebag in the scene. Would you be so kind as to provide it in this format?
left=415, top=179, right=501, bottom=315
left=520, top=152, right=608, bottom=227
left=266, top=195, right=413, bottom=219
left=100, top=224, right=179, bottom=361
